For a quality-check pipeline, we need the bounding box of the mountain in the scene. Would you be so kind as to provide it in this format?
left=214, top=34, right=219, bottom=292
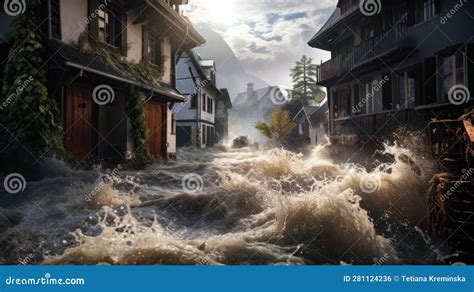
left=194, top=29, right=269, bottom=100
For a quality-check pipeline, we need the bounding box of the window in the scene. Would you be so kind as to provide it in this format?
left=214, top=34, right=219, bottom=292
left=395, top=71, right=417, bottom=109
left=333, top=88, right=350, bottom=118
left=147, top=35, right=162, bottom=66
left=407, top=72, right=416, bottom=109
left=352, top=84, right=360, bottom=115
left=423, top=0, right=437, bottom=21
left=190, top=94, right=197, bottom=109
left=441, top=52, right=466, bottom=101
left=361, top=82, right=375, bottom=114
left=97, top=4, right=122, bottom=47
left=207, top=97, right=213, bottom=114
left=202, top=93, right=207, bottom=111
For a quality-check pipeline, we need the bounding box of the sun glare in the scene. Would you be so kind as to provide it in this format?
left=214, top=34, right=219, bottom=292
left=205, top=0, right=237, bottom=25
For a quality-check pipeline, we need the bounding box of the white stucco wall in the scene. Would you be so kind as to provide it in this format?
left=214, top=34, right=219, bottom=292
left=60, top=0, right=88, bottom=43
left=126, top=10, right=142, bottom=63
left=200, top=87, right=215, bottom=124
left=310, top=124, right=326, bottom=145
left=167, top=104, right=176, bottom=156
left=162, top=37, right=173, bottom=84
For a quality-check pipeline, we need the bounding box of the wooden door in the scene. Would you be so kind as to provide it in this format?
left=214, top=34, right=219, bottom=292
left=64, top=85, right=95, bottom=161
left=145, top=101, right=165, bottom=159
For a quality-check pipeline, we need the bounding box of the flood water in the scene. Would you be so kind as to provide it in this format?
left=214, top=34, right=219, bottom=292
left=0, top=140, right=457, bottom=265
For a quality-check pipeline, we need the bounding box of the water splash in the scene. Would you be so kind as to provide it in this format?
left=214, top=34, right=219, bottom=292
left=1, top=141, right=439, bottom=265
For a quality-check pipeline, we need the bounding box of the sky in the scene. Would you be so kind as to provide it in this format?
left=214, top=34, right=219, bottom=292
left=183, top=0, right=338, bottom=90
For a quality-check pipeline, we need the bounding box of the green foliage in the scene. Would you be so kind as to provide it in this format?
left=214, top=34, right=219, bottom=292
left=290, top=55, right=325, bottom=105
left=74, top=32, right=162, bottom=87
left=1, top=0, right=65, bottom=159
left=127, top=88, right=149, bottom=165
left=255, top=108, right=296, bottom=145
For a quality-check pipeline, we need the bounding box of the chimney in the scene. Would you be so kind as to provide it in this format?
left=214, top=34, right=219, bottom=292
left=247, top=83, right=254, bottom=98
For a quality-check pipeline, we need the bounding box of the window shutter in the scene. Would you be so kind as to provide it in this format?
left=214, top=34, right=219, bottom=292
left=121, top=12, right=128, bottom=56
left=88, top=0, right=99, bottom=41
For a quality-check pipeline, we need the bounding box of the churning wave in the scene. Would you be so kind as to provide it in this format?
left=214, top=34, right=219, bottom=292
left=1, top=140, right=444, bottom=265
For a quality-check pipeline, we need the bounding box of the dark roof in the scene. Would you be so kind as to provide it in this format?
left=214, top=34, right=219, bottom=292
left=233, top=86, right=277, bottom=108
left=187, top=50, right=222, bottom=97
left=308, top=8, right=341, bottom=45
left=308, top=1, right=359, bottom=48
left=309, top=102, right=328, bottom=125
left=47, top=40, right=185, bottom=101
left=219, top=88, right=232, bottom=109
left=283, top=103, right=305, bottom=118
left=291, top=101, right=328, bottom=126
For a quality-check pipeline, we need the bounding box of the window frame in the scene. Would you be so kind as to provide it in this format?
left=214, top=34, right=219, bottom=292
left=440, top=51, right=466, bottom=102
left=91, top=0, right=126, bottom=54
left=202, top=93, right=207, bottom=112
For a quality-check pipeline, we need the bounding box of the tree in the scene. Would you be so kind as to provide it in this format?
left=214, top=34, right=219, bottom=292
left=290, top=55, right=325, bottom=105
left=255, top=108, right=296, bottom=145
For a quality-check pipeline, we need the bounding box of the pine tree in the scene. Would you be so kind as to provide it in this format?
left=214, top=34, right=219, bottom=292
left=290, top=55, right=325, bottom=105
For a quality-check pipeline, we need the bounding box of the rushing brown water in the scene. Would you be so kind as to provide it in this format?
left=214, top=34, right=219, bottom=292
left=0, top=141, right=450, bottom=265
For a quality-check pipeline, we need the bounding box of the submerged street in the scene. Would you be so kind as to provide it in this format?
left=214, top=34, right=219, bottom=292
left=0, top=140, right=453, bottom=265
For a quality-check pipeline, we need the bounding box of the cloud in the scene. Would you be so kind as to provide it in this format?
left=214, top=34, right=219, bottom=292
left=184, top=0, right=337, bottom=89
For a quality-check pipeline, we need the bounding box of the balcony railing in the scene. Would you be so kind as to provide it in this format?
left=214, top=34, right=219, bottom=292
left=320, top=23, right=408, bottom=82
left=332, top=109, right=415, bottom=137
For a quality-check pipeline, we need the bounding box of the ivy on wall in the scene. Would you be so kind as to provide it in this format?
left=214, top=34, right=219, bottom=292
left=1, top=0, right=65, bottom=160
left=74, top=32, right=163, bottom=88
left=128, top=87, right=149, bottom=166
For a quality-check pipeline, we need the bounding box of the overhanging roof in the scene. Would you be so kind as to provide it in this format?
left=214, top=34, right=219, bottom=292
left=48, top=40, right=185, bottom=102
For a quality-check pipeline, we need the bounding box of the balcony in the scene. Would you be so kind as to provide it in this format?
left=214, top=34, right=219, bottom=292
left=319, top=23, right=409, bottom=83
left=332, top=109, right=415, bottom=137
